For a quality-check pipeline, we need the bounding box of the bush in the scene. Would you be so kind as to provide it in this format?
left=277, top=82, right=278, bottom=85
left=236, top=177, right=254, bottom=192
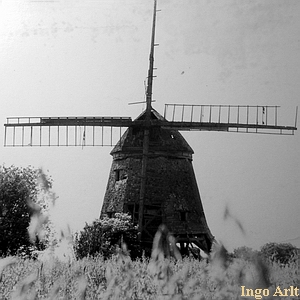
left=260, top=242, right=297, bottom=264
left=74, top=213, right=141, bottom=259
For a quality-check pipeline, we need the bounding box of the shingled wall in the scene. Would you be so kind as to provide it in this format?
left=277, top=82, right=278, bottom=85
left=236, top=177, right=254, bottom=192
left=101, top=154, right=211, bottom=237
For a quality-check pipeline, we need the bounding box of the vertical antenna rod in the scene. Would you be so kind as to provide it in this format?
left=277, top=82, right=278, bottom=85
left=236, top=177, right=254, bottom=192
left=138, top=0, right=158, bottom=244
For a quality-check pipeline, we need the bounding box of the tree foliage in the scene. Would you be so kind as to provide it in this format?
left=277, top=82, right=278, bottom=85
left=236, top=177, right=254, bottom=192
left=74, top=213, right=141, bottom=259
left=0, top=165, right=53, bottom=257
left=260, top=242, right=297, bottom=264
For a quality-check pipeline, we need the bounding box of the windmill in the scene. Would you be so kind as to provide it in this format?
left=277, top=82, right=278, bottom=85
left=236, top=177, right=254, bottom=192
left=4, top=0, right=297, bottom=256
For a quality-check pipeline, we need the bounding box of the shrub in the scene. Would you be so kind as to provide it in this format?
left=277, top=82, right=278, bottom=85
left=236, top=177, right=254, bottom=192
left=74, top=213, right=141, bottom=259
left=260, top=242, right=297, bottom=265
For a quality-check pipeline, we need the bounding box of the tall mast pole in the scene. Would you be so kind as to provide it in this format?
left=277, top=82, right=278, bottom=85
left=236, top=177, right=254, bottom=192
left=138, top=0, right=158, bottom=244
left=146, top=0, right=157, bottom=115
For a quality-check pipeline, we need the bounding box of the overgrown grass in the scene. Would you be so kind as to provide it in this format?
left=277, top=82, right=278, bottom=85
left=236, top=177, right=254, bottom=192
left=0, top=242, right=297, bottom=299
left=1, top=171, right=297, bottom=299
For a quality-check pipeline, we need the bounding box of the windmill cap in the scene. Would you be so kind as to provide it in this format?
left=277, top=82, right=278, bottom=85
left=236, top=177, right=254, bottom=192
left=111, top=108, right=194, bottom=159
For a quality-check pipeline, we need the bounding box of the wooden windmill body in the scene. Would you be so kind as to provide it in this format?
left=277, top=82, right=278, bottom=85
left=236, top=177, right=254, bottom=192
left=101, top=108, right=214, bottom=253
left=4, top=0, right=297, bottom=256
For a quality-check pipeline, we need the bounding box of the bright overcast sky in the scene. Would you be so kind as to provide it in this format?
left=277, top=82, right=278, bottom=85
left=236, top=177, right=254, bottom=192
left=0, top=0, right=299, bottom=252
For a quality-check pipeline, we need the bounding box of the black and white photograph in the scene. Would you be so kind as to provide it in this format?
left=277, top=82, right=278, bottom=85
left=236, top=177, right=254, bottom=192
left=0, top=0, right=299, bottom=298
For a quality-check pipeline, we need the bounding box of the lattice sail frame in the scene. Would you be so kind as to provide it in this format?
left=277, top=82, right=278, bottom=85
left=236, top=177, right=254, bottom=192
left=4, top=117, right=132, bottom=147
left=4, top=105, right=297, bottom=147
left=163, top=104, right=298, bottom=134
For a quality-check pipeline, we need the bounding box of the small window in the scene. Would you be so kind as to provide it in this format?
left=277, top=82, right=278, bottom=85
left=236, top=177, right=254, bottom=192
left=180, top=211, right=187, bottom=222
left=114, top=169, right=127, bottom=181
left=115, top=170, right=120, bottom=181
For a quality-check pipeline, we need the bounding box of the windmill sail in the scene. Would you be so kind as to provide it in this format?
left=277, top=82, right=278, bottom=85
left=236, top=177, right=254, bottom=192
left=4, top=104, right=297, bottom=147
left=162, top=104, right=297, bottom=134
left=4, top=116, right=132, bottom=147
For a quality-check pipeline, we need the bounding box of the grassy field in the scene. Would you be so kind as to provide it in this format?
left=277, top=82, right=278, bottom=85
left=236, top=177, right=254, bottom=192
left=0, top=242, right=297, bottom=300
